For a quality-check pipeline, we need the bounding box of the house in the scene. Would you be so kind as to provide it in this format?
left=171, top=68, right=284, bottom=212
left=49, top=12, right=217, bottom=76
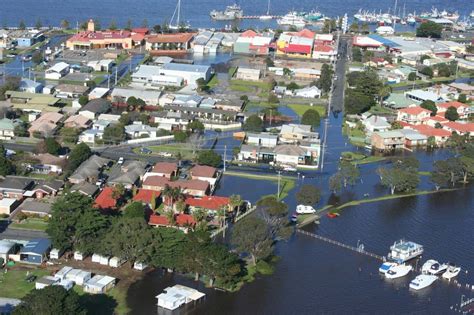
left=0, top=240, right=19, bottom=262
left=111, top=88, right=162, bottom=106
left=161, top=63, right=211, bottom=84
left=247, top=133, right=278, bottom=148
left=238, top=144, right=274, bottom=163
left=35, top=276, right=59, bottom=290
left=83, top=275, right=116, bottom=294
left=131, top=65, right=184, bottom=87
left=5, top=91, right=61, bottom=113
left=45, top=62, right=70, bottom=80
left=235, top=68, right=261, bottom=81
left=70, top=182, right=99, bottom=197
left=69, top=155, right=111, bottom=184
left=156, top=285, right=205, bottom=311
left=352, top=36, right=383, bottom=50
left=399, top=129, right=428, bottom=147
left=19, top=78, right=43, bottom=93
left=16, top=30, right=45, bottom=47
left=189, top=165, right=218, bottom=188
left=78, top=129, right=103, bottom=144
left=312, top=44, right=336, bottom=61
left=293, top=86, right=321, bottom=98
left=149, top=214, right=196, bottom=233
left=442, top=122, right=474, bottom=137
left=88, top=87, right=109, bottom=100
left=55, top=84, right=89, bottom=99
left=409, top=125, right=451, bottom=145
left=66, top=20, right=133, bottom=50
left=436, top=101, right=470, bottom=119
left=64, top=115, right=91, bottom=129
left=0, top=198, right=19, bottom=215
left=397, top=107, right=432, bottom=125
left=185, top=196, right=230, bottom=214
left=107, top=160, right=147, bottom=189
left=31, top=180, right=64, bottom=198
left=144, top=162, right=178, bottom=180
left=448, top=83, right=474, bottom=96
left=371, top=131, right=405, bottom=151
left=133, top=189, right=160, bottom=207
left=273, top=145, right=307, bottom=166
left=142, top=177, right=210, bottom=197
left=30, top=153, right=65, bottom=174
left=125, top=122, right=158, bottom=139
left=233, top=30, right=274, bottom=55
left=19, top=238, right=51, bottom=265
left=0, top=118, right=20, bottom=140
left=142, top=176, right=170, bottom=191
left=28, top=112, right=63, bottom=137
left=79, top=99, right=112, bottom=120
left=362, top=115, right=391, bottom=132
left=94, top=187, right=118, bottom=212
left=0, top=176, right=35, bottom=199
left=64, top=269, right=92, bottom=286
left=404, top=90, right=445, bottom=104
left=144, top=33, right=194, bottom=55
left=17, top=199, right=52, bottom=217
left=422, top=114, right=449, bottom=127
left=87, top=60, right=115, bottom=72
left=214, top=99, right=245, bottom=112
left=279, top=124, right=318, bottom=143
left=153, top=111, right=193, bottom=131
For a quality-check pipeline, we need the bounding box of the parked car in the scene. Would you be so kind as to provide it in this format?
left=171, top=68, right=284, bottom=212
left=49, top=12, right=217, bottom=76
left=140, top=148, right=152, bottom=154
left=118, top=157, right=124, bottom=165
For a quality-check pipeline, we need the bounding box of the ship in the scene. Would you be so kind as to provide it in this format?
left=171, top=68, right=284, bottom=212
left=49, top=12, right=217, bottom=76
left=277, top=11, right=307, bottom=28
left=210, top=4, right=243, bottom=21
left=304, top=10, right=324, bottom=22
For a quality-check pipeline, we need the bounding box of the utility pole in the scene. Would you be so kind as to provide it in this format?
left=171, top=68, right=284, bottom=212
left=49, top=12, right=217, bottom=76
left=115, top=68, right=118, bottom=85
left=277, top=170, right=281, bottom=199
left=223, top=145, right=227, bottom=172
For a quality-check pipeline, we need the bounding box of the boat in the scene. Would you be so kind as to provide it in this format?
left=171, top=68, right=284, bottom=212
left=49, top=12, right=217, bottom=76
left=440, top=10, right=460, bottom=22
left=441, top=263, right=461, bottom=280
left=428, top=261, right=448, bottom=275
left=290, top=214, right=298, bottom=223
left=210, top=3, right=243, bottom=21
left=409, top=274, right=437, bottom=290
left=327, top=212, right=340, bottom=218
left=385, top=264, right=413, bottom=279
left=296, top=205, right=316, bottom=214
left=379, top=262, right=398, bottom=274
left=421, top=259, right=437, bottom=274
left=388, top=240, right=424, bottom=263
left=259, top=0, right=272, bottom=20
left=168, top=0, right=191, bottom=30
left=304, top=10, right=323, bottom=22
left=277, top=11, right=307, bottom=28
left=471, top=11, right=474, bottom=18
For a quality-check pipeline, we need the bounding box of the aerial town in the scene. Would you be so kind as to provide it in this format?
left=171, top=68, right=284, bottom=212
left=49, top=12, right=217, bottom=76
left=0, top=1, right=473, bottom=314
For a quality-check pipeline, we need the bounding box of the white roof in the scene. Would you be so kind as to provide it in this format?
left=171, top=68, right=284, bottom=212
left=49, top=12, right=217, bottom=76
left=86, top=275, right=115, bottom=288
left=0, top=240, right=16, bottom=254
left=89, top=87, right=109, bottom=99
left=48, top=62, right=69, bottom=73
left=0, top=198, right=16, bottom=207
left=157, top=285, right=205, bottom=301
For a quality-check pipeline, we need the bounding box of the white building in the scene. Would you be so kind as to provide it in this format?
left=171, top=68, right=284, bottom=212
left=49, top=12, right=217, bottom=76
left=294, top=86, right=322, bottom=98
left=111, top=88, right=162, bottom=105
left=83, top=275, right=116, bottom=294
left=157, top=285, right=205, bottom=311
left=235, top=68, right=261, bottom=81
left=45, top=62, right=70, bottom=80
left=247, top=133, right=278, bottom=148
left=376, top=26, right=395, bottom=35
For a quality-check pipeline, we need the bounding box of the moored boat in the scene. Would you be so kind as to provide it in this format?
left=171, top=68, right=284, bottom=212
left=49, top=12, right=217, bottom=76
left=421, top=259, right=437, bottom=274
left=409, top=274, right=437, bottom=290
left=428, top=261, right=448, bottom=275
left=385, top=264, right=413, bottom=279
left=379, top=262, right=398, bottom=274
left=441, top=263, right=461, bottom=280
left=388, top=240, right=424, bottom=263
left=296, top=205, right=316, bottom=214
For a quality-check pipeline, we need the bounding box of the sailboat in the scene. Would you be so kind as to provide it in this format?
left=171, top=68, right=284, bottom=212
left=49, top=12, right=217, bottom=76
left=259, top=0, right=272, bottom=20
left=168, top=0, right=190, bottom=30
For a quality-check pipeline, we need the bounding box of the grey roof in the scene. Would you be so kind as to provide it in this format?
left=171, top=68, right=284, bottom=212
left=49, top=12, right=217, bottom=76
left=273, top=145, right=306, bottom=156
left=20, top=238, right=51, bottom=255
left=247, top=133, right=278, bottom=140
left=80, top=99, right=111, bottom=114
left=20, top=78, right=42, bottom=90
left=162, top=63, right=211, bottom=73
left=163, top=105, right=237, bottom=116
left=19, top=200, right=52, bottom=214
left=240, top=144, right=274, bottom=155
left=0, top=176, right=34, bottom=190
left=71, top=182, right=99, bottom=196
left=0, top=240, right=17, bottom=254
left=107, top=160, right=147, bottom=186
left=111, top=88, right=162, bottom=101
left=365, top=116, right=391, bottom=128
left=400, top=129, right=428, bottom=140
left=35, top=179, right=64, bottom=193
left=374, top=130, right=405, bottom=138
left=125, top=124, right=157, bottom=133
left=69, top=155, right=111, bottom=182
left=405, top=90, right=445, bottom=103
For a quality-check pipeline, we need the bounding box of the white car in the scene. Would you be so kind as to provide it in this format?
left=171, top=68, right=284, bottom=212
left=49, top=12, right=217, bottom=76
left=118, top=157, right=124, bottom=165
left=296, top=205, right=316, bottom=214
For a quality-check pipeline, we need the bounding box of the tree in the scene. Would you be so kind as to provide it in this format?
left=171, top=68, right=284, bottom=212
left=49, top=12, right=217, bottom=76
left=103, top=124, right=126, bottom=144
left=256, top=196, right=291, bottom=241
left=408, top=72, right=417, bottom=81
left=187, top=120, right=205, bottom=133
left=287, top=82, right=300, bottom=91
left=228, top=194, right=243, bottom=216
left=349, top=21, right=359, bottom=34
left=44, top=137, right=61, bottom=155
left=119, top=113, right=131, bottom=125
left=345, top=90, right=374, bottom=114
left=0, top=76, right=21, bottom=101
left=31, top=51, right=43, bottom=65
left=19, top=20, right=26, bottom=30
left=67, top=143, right=91, bottom=173
left=420, top=100, right=437, bottom=116
left=243, top=114, right=263, bottom=132
left=352, top=47, right=362, bottom=62
left=197, top=150, right=222, bottom=168
left=265, top=57, right=274, bottom=67
left=445, top=106, right=459, bottom=121
left=391, top=121, right=403, bottom=130
left=282, top=67, right=292, bottom=77
left=231, top=215, right=273, bottom=266
left=13, top=286, right=85, bottom=315
left=125, top=19, right=133, bottom=31
left=329, top=172, right=343, bottom=194
left=301, top=109, right=321, bottom=128
left=377, top=85, right=391, bottom=106
left=101, top=217, right=153, bottom=263
left=78, top=95, right=89, bottom=106
left=338, top=160, right=360, bottom=187
left=0, top=147, right=14, bottom=176
left=14, top=122, right=28, bottom=137
left=319, top=63, right=333, bottom=93
left=173, top=130, right=188, bottom=142
left=377, top=166, right=420, bottom=194
left=296, top=185, right=321, bottom=206
left=436, top=63, right=451, bottom=77
left=153, top=24, right=162, bottom=33
left=60, top=19, right=70, bottom=29
left=196, top=78, right=209, bottom=92
left=35, top=18, right=42, bottom=29
left=431, top=158, right=463, bottom=189
left=458, top=94, right=467, bottom=104
left=109, top=20, right=117, bottom=30
left=419, top=66, right=434, bottom=78
left=416, top=21, right=443, bottom=38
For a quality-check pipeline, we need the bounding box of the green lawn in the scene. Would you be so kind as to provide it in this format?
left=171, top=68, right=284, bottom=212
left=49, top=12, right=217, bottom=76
left=10, top=218, right=49, bottom=232
left=341, top=151, right=386, bottom=165
left=230, top=79, right=273, bottom=91
left=206, top=74, right=219, bottom=88
left=230, top=85, right=254, bottom=93
left=224, top=171, right=295, bottom=199
left=286, top=104, right=326, bottom=117
left=0, top=269, right=50, bottom=298
left=133, top=144, right=195, bottom=160
left=369, top=105, right=395, bottom=115
left=74, top=286, right=129, bottom=315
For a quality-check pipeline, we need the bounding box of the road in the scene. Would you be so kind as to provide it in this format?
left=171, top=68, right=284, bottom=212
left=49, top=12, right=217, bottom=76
left=0, top=221, right=48, bottom=241
left=330, top=35, right=350, bottom=113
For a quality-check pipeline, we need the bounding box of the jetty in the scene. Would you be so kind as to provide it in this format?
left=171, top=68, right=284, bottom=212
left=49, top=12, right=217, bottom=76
left=296, top=229, right=385, bottom=261
left=241, top=15, right=282, bottom=20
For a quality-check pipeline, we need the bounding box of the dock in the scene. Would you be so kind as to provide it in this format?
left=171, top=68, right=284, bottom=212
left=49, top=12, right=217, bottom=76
left=241, top=16, right=282, bottom=20
left=296, top=229, right=385, bottom=261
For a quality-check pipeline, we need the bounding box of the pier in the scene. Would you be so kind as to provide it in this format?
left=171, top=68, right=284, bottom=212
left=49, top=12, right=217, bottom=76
left=241, top=15, right=282, bottom=20
left=296, top=229, right=385, bottom=261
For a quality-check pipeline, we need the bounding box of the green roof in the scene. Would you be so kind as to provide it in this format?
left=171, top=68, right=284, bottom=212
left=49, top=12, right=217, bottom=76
left=6, top=91, right=61, bottom=106
left=0, top=118, right=20, bottom=130
left=11, top=103, right=61, bottom=112
left=385, top=93, right=414, bottom=109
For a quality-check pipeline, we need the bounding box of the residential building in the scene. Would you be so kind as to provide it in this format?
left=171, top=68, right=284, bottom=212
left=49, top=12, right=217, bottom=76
left=19, top=238, right=51, bottom=265
left=185, top=196, right=230, bottom=214
left=448, top=83, right=474, bottom=96
left=125, top=122, right=158, bottom=139
left=235, top=68, right=261, bottom=81
left=404, top=90, right=445, bottom=103
left=5, top=91, right=61, bottom=113
left=214, top=99, right=245, bottom=112
left=149, top=214, right=196, bottom=233
left=45, top=62, right=70, bottom=80
left=247, top=133, right=278, bottom=147
left=436, top=101, right=470, bottom=119
left=371, top=130, right=405, bottom=151
left=19, top=79, right=43, bottom=93
left=142, top=177, right=210, bottom=197
left=0, top=198, right=19, bottom=215
left=133, top=189, right=160, bottom=207
left=276, top=29, right=315, bottom=59
left=83, top=275, right=116, bottom=294
left=87, top=60, right=115, bottom=72
left=107, top=160, right=147, bottom=189
left=16, top=30, right=45, bottom=47
left=145, top=162, right=178, bottom=180
left=399, top=129, right=428, bottom=147
left=274, top=145, right=307, bottom=166
left=279, top=124, right=318, bottom=144
left=29, top=153, right=65, bottom=174
left=79, top=99, right=112, bottom=120
left=442, top=122, right=474, bottom=137
left=0, top=118, right=20, bottom=140
left=397, top=107, right=432, bottom=125
left=163, top=105, right=237, bottom=123
left=189, top=165, right=218, bottom=189
left=153, top=111, right=193, bottom=131
left=312, top=44, right=337, bottom=61
left=293, top=86, right=322, bottom=98
left=94, top=187, right=118, bottom=212
left=422, top=115, right=449, bottom=127
left=88, top=87, right=109, bottom=100
left=111, top=88, right=162, bottom=106
left=28, top=112, right=63, bottom=137
left=55, top=84, right=89, bottom=99
left=64, top=115, right=91, bottom=129
left=71, top=182, right=99, bottom=197
left=144, top=33, right=194, bottom=55
left=362, top=115, right=391, bottom=132
left=69, top=155, right=111, bottom=184
left=409, top=125, right=451, bottom=145
left=233, top=30, right=274, bottom=55
left=17, top=199, right=52, bottom=217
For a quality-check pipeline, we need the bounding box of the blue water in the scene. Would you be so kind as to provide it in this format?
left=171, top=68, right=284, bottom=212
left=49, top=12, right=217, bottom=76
left=1, top=0, right=472, bottom=29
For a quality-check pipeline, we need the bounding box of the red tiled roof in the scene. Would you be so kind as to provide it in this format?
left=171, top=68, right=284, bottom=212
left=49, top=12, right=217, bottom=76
left=68, top=30, right=132, bottom=42
left=149, top=214, right=196, bottom=227
left=133, top=189, right=160, bottom=203
left=294, top=29, right=315, bottom=39
left=443, top=122, right=474, bottom=133
left=190, top=165, right=216, bottom=178
left=132, top=28, right=149, bottom=34
left=398, top=121, right=413, bottom=127
left=143, top=176, right=170, bottom=187
left=241, top=30, right=257, bottom=38
left=145, top=33, right=194, bottom=43
left=131, top=33, right=145, bottom=42
left=170, top=179, right=209, bottom=192
left=151, top=162, right=177, bottom=175
left=185, top=196, right=230, bottom=210
left=437, top=101, right=467, bottom=110
left=411, top=125, right=452, bottom=137
left=423, top=115, right=448, bottom=122
left=399, top=106, right=431, bottom=115
left=281, top=44, right=312, bottom=54
left=94, top=187, right=117, bottom=209
left=313, top=44, right=334, bottom=53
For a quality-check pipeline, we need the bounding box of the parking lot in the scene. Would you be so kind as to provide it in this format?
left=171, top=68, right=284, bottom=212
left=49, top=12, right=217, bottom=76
left=57, top=49, right=117, bottom=65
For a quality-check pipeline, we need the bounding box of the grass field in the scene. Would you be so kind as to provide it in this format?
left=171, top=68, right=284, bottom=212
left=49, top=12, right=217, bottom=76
left=286, top=104, right=326, bottom=117
left=207, top=74, right=219, bottom=88
left=230, top=85, right=254, bottom=93
left=10, top=218, right=49, bottom=231
left=224, top=171, right=295, bottom=199
left=134, top=144, right=195, bottom=160
left=0, top=268, right=50, bottom=298
left=230, top=79, right=273, bottom=91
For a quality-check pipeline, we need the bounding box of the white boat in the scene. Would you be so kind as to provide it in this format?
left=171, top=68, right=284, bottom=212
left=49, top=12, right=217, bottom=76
left=379, top=262, right=398, bottom=274
left=210, top=4, right=243, bottom=21
left=409, top=274, right=437, bottom=290
left=296, top=205, right=316, bottom=214
left=421, top=259, right=437, bottom=274
left=471, top=11, right=474, bottom=18
left=429, top=261, right=448, bottom=275
left=277, top=12, right=307, bottom=28
left=385, top=264, right=413, bottom=279
left=388, top=240, right=424, bottom=263
left=259, top=0, right=272, bottom=20
left=168, top=0, right=191, bottom=30
left=442, top=263, right=461, bottom=280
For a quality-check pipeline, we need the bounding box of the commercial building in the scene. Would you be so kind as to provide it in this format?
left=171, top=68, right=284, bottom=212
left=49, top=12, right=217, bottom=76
left=145, top=33, right=194, bottom=55
left=66, top=20, right=134, bottom=50
left=233, top=30, right=274, bottom=55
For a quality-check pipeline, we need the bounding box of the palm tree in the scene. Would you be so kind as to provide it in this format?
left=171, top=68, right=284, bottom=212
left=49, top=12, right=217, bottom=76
left=216, top=206, right=227, bottom=237
left=162, top=185, right=182, bottom=210
left=175, top=199, right=186, bottom=214
left=378, top=85, right=392, bottom=106
left=228, top=194, right=243, bottom=218
left=164, top=209, right=176, bottom=226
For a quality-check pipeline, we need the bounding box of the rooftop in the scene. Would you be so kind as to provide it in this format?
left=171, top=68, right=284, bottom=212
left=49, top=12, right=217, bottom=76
left=20, top=238, right=51, bottom=255
left=190, top=165, right=217, bottom=178
left=151, top=162, right=178, bottom=175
